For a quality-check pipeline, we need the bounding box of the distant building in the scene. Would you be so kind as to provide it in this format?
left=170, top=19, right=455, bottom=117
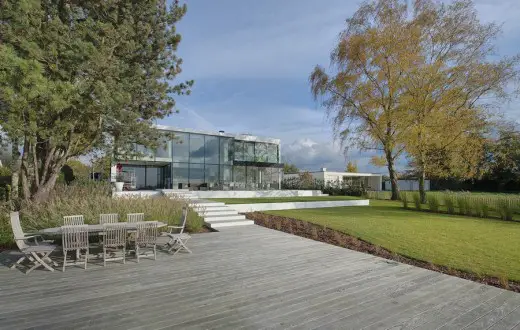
left=283, top=168, right=383, bottom=191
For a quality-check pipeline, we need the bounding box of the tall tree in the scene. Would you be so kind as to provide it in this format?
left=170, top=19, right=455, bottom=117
left=346, top=161, right=358, bottom=173
left=283, top=163, right=300, bottom=174
left=310, top=0, right=417, bottom=200
left=0, top=0, right=193, bottom=202
left=481, top=121, right=520, bottom=191
left=310, top=0, right=519, bottom=202
left=402, top=0, right=519, bottom=202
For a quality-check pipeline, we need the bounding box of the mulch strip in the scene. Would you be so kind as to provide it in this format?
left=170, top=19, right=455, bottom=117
left=245, top=212, right=520, bottom=293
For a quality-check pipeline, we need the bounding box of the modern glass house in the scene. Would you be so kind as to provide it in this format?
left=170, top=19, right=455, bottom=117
left=112, top=126, right=283, bottom=190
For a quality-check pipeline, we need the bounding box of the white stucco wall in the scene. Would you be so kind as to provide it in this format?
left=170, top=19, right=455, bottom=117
left=192, top=190, right=325, bottom=198
left=228, top=199, right=370, bottom=212
left=112, top=190, right=162, bottom=198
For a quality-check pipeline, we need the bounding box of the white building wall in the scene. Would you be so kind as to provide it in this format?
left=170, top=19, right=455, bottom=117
left=229, top=199, right=369, bottom=212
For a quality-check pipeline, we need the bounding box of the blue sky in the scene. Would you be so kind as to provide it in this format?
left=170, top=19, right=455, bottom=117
left=158, top=0, right=520, bottom=173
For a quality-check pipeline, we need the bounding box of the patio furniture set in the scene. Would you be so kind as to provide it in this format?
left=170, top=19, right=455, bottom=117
left=9, top=207, right=192, bottom=274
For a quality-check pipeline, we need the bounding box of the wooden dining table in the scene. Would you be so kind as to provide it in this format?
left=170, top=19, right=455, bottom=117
left=38, top=221, right=168, bottom=235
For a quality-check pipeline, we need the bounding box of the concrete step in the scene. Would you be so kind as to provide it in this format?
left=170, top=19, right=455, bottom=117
left=195, top=206, right=231, bottom=212
left=169, top=195, right=197, bottom=199
left=199, top=210, right=239, bottom=217
left=190, top=202, right=226, bottom=208
left=209, top=220, right=255, bottom=228
left=204, top=214, right=246, bottom=222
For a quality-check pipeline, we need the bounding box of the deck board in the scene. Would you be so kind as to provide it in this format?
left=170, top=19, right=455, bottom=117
left=0, top=225, right=518, bottom=329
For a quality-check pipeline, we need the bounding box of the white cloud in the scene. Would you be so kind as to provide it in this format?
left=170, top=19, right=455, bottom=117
left=282, top=138, right=386, bottom=173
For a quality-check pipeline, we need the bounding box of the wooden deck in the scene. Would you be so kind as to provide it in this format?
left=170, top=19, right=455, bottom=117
left=0, top=225, right=519, bottom=329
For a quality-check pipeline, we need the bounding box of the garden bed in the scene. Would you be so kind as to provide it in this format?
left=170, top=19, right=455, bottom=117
left=246, top=211, right=520, bottom=292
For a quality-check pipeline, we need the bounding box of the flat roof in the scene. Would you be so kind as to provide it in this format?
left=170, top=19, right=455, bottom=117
left=285, top=171, right=382, bottom=177
left=154, top=125, right=280, bottom=144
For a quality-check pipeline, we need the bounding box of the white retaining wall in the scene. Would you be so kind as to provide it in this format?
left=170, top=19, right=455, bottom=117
left=191, top=190, right=325, bottom=199
left=228, top=200, right=369, bottom=213
left=113, top=190, right=162, bottom=198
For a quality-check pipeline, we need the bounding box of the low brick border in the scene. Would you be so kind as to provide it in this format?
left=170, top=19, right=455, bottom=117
left=245, top=212, right=520, bottom=293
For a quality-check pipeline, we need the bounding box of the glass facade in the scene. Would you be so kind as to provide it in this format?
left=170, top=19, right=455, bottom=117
left=117, top=130, right=282, bottom=190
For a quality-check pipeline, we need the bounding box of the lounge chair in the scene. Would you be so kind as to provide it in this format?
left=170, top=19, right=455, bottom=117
left=164, top=207, right=192, bottom=255
left=9, top=212, right=57, bottom=274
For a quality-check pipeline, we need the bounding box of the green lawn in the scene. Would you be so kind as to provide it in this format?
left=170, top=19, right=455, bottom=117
left=264, top=200, right=520, bottom=282
left=208, top=196, right=361, bottom=204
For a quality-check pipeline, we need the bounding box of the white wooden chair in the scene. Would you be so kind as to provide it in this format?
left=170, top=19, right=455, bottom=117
left=164, top=207, right=192, bottom=255
left=63, top=215, right=84, bottom=226
left=101, top=223, right=126, bottom=267
left=61, top=225, right=89, bottom=272
left=99, top=213, right=119, bottom=224
left=9, top=212, right=58, bottom=274
left=133, top=222, right=158, bottom=262
left=127, top=213, right=144, bottom=223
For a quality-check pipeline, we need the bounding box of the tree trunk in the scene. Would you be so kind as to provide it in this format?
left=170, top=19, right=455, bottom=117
left=418, top=169, right=426, bottom=204
left=385, top=151, right=400, bottom=200
left=20, top=139, right=31, bottom=200
left=10, top=139, right=21, bottom=200
left=31, top=170, right=59, bottom=203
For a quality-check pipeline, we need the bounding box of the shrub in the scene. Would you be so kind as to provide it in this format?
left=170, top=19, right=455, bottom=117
left=365, top=191, right=392, bottom=200
left=427, top=194, right=440, bottom=212
left=481, top=202, right=490, bottom=218
left=0, top=166, right=11, bottom=176
left=464, top=196, right=475, bottom=217
left=412, top=192, right=421, bottom=210
left=473, top=197, right=490, bottom=218
left=457, top=195, right=468, bottom=216
left=401, top=192, right=409, bottom=209
left=444, top=194, right=456, bottom=214
left=0, top=182, right=204, bottom=247
left=498, top=199, right=514, bottom=221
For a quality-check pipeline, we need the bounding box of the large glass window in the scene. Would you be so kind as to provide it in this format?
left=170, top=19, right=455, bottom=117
left=244, top=142, right=255, bottom=161
left=246, top=166, right=258, bottom=187
left=204, top=135, right=219, bottom=164
left=135, top=144, right=153, bottom=159
left=145, top=167, right=159, bottom=189
left=172, top=132, right=189, bottom=162
left=205, top=164, right=219, bottom=187
left=266, top=144, right=278, bottom=163
left=220, top=138, right=233, bottom=165
left=234, top=141, right=244, bottom=161
left=255, top=143, right=268, bottom=162
left=233, top=165, right=246, bottom=186
left=189, top=134, right=205, bottom=163
left=220, top=165, right=232, bottom=183
left=122, top=166, right=146, bottom=189
left=172, top=163, right=189, bottom=188
left=154, top=138, right=171, bottom=159
left=190, top=163, right=204, bottom=185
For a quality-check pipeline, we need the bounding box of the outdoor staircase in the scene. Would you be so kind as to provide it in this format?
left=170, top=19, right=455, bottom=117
left=161, top=190, right=254, bottom=229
